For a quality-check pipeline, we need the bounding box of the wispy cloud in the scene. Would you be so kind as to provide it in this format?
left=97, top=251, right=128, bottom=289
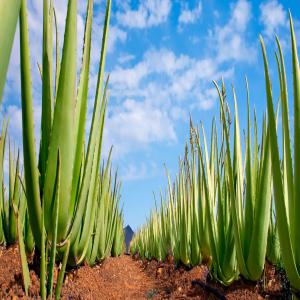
left=107, top=25, right=127, bottom=53
left=120, top=161, right=159, bottom=181
left=259, top=0, right=287, bottom=39
left=178, top=1, right=202, bottom=28
left=105, top=47, right=233, bottom=157
left=104, top=98, right=177, bottom=157
left=116, top=0, right=171, bottom=29
left=209, top=0, right=256, bottom=63
left=118, top=53, right=135, bottom=64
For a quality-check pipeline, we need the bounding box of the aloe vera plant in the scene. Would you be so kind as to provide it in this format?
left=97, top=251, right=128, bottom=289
left=18, top=0, right=124, bottom=297
left=20, top=0, right=112, bottom=256
left=131, top=139, right=206, bottom=267
left=195, top=118, right=238, bottom=285
left=213, top=79, right=273, bottom=282
left=131, top=14, right=300, bottom=291
left=260, top=14, right=300, bottom=291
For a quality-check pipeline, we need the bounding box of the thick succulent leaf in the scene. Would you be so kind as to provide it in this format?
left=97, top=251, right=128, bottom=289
left=47, top=150, right=60, bottom=298
left=43, top=0, right=77, bottom=242
left=247, top=126, right=272, bottom=279
left=0, top=0, right=21, bottom=101
left=19, top=0, right=42, bottom=246
left=213, top=81, right=248, bottom=277
left=244, top=79, right=254, bottom=259
left=39, top=0, right=54, bottom=189
left=13, top=203, right=31, bottom=296
left=71, top=0, right=93, bottom=209
left=289, top=14, right=300, bottom=268
left=260, top=36, right=300, bottom=289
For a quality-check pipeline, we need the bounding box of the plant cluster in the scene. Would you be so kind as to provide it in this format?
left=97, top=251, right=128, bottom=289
left=0, top=0, right=124, bottom=298
left=131, top=16, right=300, bottom=294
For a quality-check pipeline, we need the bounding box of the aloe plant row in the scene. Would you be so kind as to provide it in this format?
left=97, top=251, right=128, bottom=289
left=19, top=0, right=125, bottom=263
left=131, top=91, right=271, bottom=285
left=131, top=15, right=300, bottom=292
left=260, top=14, right=300, bottom=290
left=0, top=0, right=125, bottom=298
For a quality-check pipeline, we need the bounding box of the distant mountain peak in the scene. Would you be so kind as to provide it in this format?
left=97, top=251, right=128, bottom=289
left=124, top=225, right=134, bottom=253
left=124, top=224, right=134, bottom=232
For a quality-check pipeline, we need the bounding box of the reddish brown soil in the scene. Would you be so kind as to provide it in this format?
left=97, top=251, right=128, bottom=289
left=0, top=245, right=158, bottom=299
left=137, top=256, right=290, bottom=299
left=61, top=255, right=158, bottom=299
left=0, top=245, right=292, bottom=299
left=0, top=245, right=40, bottom=298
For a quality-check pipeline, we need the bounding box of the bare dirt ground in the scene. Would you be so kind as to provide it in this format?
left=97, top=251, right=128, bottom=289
left=138, top=256, right=290, bottom=299
left=61, top=255, right=158, bottom=299
left=0, top=245, right=158, bottom=299
left=0, top=245, right=292, bottom=299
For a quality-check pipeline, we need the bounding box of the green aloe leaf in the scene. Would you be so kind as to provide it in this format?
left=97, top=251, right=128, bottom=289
left=43, top=0, right=77, bottom=242
left=19, top=0, right=42, bottom=246
left=0, top=0, right=21, bottom=101
left=260, top=34, right=300, bottom=289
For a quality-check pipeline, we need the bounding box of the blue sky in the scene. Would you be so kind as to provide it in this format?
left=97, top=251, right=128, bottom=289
left=2, top=0, right=300, bottom=231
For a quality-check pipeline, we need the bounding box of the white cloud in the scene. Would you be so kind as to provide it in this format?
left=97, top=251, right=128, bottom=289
left=110, top=48, right=191, bottom=90
left=107, top=26, right=127, bottom=53
left=121, top=161, right=159, bottom=181
left=111, top=63, right=148, bottom=89
left=170, top=106, right=188, bottom=121
left=110, top=47, right=232, bottom=107
left=210, top=0, right=256, bottom=63
left=103, top=99, right=177, bottom=157
left=197, top=88, right=218, bottom=110
left=116, top=0, right=171, bottom=29
left=106, top=47, right=233, bottom=157
left=118, top=53, right=135, bottom=64
left=178, top=1, right=202, bottom=26
left=169, top=58, right=220, bottom=100
left=190, top=36, right=200, bottom=44
left=231, top=0, right=251, bottom=31
left=259, top=0, right=287, bottom=38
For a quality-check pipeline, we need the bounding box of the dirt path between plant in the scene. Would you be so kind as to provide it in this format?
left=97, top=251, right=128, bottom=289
left=61, top=255, right=159, bottom=299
